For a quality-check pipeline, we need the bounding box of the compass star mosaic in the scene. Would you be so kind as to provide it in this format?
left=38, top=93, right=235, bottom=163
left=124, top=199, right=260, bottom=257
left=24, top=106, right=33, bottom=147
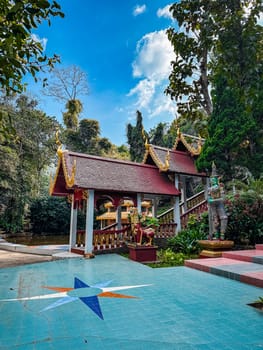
left=1, top=277, right=151, bottom=320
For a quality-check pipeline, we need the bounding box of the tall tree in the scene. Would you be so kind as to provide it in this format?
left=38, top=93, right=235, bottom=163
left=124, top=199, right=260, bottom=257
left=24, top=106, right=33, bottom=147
left=167, top=0, right=263, bottom=179
left=0, top=0, right=64, bottom=94
left=64, top=118, right=115, bottom=156
left=149, top=123, right=166, bottom=147
left=126, top=110, right=145, bottom=162
left=197, top=0, right=263, bottom=179
left=165, top=0, right=215, bottom=121
left=0, top=95, right=59, bottom=232
left=44, top=65, right=89, bottom=130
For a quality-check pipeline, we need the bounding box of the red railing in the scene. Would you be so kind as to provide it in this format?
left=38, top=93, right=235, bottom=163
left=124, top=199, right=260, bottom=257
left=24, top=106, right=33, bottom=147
left=180, top=200, right=208, bottom=229
left=155, top=223, right=177, bottom=238
left=74, top=192, right=207, bottom=254
left=75, top=224, right=132, bottom=251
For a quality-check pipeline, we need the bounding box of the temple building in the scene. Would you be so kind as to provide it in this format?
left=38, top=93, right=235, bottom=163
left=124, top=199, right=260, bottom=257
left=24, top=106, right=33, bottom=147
left=50, top=129, right=207, bottom=257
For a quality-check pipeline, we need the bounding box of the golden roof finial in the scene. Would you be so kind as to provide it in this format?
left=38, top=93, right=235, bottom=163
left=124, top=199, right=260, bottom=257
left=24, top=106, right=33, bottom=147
left=142, top=127, right=149, bottom=150
left=177, top=127, right=181, bottom=137
left=165, top=150, right=170, bottom=167
left=175, top=118, right=181, bottom=137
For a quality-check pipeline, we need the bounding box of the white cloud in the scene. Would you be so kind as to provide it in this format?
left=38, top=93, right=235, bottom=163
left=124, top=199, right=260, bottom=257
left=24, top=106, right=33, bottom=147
left=258, top=12, right=263, bottom=26
left=133, top=4, right=146, bottom=17
left=127, top=79, right=156, bottom=109
left=243, top=3, right=262, bottom=26
left=128, top=30, right=175, bottom=118
left=157, top=4, right=173, bottom=20
left=132, top=30, right=174, bottom=80
left=31, top=34, right=47, bottom=50
left=150, top=96, right=177, bottom=118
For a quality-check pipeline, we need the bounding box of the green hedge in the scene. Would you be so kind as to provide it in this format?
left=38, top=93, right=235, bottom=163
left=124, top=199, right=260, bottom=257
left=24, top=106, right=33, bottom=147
left=30, top=196, right=71, bottom=234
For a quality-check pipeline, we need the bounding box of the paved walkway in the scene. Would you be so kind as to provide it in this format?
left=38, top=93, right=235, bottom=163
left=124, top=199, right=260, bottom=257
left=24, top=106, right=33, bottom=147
left=0, top=237, right=79, bottom=264
left=0, top=253, right=263, bottom=349
left=0, top=249, right=55, bottom=268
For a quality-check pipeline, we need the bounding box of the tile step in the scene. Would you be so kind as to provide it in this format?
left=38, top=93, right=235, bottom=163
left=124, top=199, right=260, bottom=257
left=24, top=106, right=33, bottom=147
left=185, top=249, right=263, bottom=288
left=223, top=250, right=263, bottom=264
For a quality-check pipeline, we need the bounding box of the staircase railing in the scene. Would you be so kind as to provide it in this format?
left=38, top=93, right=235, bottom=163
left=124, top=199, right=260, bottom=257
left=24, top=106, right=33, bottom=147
left=180, top=200, right=208, bottom=229
left=157, top=190, right=208, bottom=229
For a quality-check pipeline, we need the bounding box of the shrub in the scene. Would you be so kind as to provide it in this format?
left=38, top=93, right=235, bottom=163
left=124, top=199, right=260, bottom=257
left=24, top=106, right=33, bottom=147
left=167, top=213, right=208, bottom=254
left=30, top=196, right=71, bottom=234
left=152, top=249, right=196, bottom=267
left=225, top=192, right=263, bottom=245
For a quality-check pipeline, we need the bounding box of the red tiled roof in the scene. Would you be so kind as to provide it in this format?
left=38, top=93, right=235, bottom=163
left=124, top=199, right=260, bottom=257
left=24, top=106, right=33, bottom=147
left=51, top=151, right=180, bottom=196
left=144, top=145, right=206, bottom=177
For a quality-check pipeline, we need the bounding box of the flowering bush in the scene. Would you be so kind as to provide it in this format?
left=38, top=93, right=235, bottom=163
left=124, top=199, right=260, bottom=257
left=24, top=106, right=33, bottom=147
left=225, top=192, right=263, bottom=245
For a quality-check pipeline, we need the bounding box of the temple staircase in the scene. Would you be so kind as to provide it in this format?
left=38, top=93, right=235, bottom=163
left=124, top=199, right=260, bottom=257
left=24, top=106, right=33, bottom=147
left=185, top=244, right=263, bottom=288
left=158, top=190, right=208, bottom=229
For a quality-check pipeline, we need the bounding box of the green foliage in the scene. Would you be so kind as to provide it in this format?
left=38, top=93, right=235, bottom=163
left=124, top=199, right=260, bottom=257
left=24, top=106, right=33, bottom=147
left=63, top=99, right=82, bottom=130
left=148, top=123, right=167, bottom=147
left=255, top=297, right=263, bottom=305
left=0, top=94, right=59, bottom=233
left=168, top=0, right=263, bottom=180
left=0, top=0, right=64, bottom=93
left=146, top=249, right=198, bottom=268
left=30, top=196, right=87, bottom=234
left=30, top=196, right=71, bottom=234
left=197, top=77, right=256, bottom=178
left=167, top=229, right=204, bottom=255
left=225, top=192, right=263, bottom=245
left=166, top=0, right=214, bottom=119
left=0, top=196, right=24, bottom=233
left=126, top=110, right=145, bottom=162
left=157, top=249, right=188, bottom=266
left=63, top=118, right=115, bottom=156
left=167, top=213, right=208, bottom=254
left=141, top=216, right=159, bottom=228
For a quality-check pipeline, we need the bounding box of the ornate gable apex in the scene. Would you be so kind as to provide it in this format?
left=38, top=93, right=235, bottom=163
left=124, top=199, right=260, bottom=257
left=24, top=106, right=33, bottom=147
left=173, top=129, right=204, bottom=156
left=49, top=150, right=76, bottom=195
left=142, top=144, right=170, bottom=172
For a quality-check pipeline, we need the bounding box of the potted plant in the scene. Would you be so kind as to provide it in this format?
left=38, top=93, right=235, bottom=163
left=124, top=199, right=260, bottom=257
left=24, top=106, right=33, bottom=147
left=248, top=297, right=263, bottom=312
left=141, top=216, right=159, bottom=228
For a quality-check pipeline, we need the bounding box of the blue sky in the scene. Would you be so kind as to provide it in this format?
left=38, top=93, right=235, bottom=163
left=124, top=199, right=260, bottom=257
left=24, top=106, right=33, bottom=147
left=27, top=1, right=178, bottom=146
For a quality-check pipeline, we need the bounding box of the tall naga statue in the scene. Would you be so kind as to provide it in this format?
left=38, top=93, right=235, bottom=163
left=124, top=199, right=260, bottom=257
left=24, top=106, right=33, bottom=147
left=208, top=163, right=228, bottom=240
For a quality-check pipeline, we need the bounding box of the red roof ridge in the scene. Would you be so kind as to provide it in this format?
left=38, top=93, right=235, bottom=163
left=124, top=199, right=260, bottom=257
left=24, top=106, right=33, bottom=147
left=149, top=144, right=169, bottom=151
left=149, top=144, right=191, bottom=155
left=66, top=150, right=158, bottom=169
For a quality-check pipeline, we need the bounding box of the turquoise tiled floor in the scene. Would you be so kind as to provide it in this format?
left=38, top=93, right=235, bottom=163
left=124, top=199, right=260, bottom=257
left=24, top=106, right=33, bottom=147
left=0, top=254, right=262, bottom=349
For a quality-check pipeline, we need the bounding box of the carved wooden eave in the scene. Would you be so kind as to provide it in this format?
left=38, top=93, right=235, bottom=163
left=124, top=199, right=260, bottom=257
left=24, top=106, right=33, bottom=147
left=142, top=144, right=170, bottom=172
left=173, top=129, right=204, bottom=156
left=49, top=149, right=76, bottom=195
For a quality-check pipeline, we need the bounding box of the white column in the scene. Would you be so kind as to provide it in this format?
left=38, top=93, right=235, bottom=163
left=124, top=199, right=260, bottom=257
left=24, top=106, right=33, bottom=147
left=181, top=176, right=187, bottom=213
left=205, top=176, right=213, bottom=238
left=84, top=190, right=94, bottom=256
left=72, top=208, right=77, bottom=247
left=137, top=193, right=142, bottom=214
left=117, top=205, right=122, bottom=229
left=174, top=175, right=181, bottom=232
left=152, top=197, right=158, bottom=217
left=69, top=195, right=77, bottom=251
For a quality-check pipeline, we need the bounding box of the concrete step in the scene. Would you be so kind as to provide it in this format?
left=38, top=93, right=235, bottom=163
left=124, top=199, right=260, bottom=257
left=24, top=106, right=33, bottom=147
left=223, top=249, right=263, bottom=265
left=185, top=249, right=263, bottom=288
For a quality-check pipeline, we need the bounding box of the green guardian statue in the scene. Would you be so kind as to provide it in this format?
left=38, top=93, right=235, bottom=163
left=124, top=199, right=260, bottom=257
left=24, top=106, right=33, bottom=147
left=208, top=163, right=228, bottom=240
